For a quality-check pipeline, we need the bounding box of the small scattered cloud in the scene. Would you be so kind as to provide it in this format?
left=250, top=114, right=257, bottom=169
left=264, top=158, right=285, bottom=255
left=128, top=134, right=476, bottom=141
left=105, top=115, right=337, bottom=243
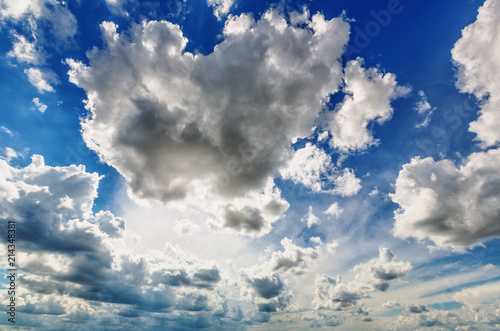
left=324, top=202, right=343, bottom=218
left=25, top=68, right=55, bottom=93
left=32, top=97, right=47, bottom=113
left=280, top=143, right=361, bottom=196
left=301, top=206, right=320, bottom=228
left=207, top=0, right=235, bottom=20
left=329, top=58, right=410, bottom=151
left=8, top=32, right=42, bottom=65
left=414, top=90, right=435, bottom=128
left=383, top=300, right=401, bottom=309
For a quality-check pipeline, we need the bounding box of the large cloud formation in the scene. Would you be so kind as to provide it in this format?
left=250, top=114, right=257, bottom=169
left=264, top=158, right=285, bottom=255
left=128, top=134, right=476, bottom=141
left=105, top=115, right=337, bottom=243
left=0, top=156, right=234, bottom=329
left=391, top=149, right=500, bottom=249
left=66, top=9, right=410, bottom=236
left=67, top=12, right=349, bottom=204
left=452, top=0, right=500, bottom=148
left=66, top=11, right=355, bottom=235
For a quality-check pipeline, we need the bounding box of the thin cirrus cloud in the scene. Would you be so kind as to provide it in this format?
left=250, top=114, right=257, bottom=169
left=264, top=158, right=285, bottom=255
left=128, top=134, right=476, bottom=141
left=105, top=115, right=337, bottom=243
left=7, top=33, right=42, bottom=65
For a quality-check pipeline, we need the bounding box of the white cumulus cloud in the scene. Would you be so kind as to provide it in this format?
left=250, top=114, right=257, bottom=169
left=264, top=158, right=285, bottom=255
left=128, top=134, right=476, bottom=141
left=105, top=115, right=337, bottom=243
left=208, top=0, right=234, bottom=20
left=7, top=32, right=41, bottom=64
left=32, top=97, right=47, bottom=112
left=452, top=0, right=500, bottom=148
left=324, top=202, right=343, bottom=217
left=280, top=143, right=361, bottom=195
left=329, top=58, right=410, bottom=151
left=391, top=148, right=500, bottom=250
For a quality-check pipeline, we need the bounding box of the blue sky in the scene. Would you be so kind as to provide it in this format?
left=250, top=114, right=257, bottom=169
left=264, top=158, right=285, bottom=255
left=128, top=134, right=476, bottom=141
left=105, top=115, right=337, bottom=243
left=1, top=0, right=500, bottom=329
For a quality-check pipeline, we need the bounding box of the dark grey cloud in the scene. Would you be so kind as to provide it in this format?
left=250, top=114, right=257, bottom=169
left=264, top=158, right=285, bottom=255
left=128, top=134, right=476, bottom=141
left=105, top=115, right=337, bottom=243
left=406, top=304, right=429, bottom=314
left=248, top=274, right=285, bottom=300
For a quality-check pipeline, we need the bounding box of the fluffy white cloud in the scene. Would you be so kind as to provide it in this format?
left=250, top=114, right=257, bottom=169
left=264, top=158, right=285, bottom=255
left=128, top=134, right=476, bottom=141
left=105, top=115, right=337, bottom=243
left=391, top=148, right=500, bottom=249
left=324, top=202, right=343, bottom=218
left=7, top=32, right=41, bottom=64
left=67, top=13, right=348, bottom=202
left=301, top=206, right=320, bottom=228
left=280, top=143, right=361, bottom=195
left=329, top=58, right=410, bottom=151
left=452, top=0, right=500, bottom=148
left=32, top=97, right=47, bottom=112
left=207, top=0, right=234, bottom=20
left=67, top=11, right=351, bottom=235
left=268, top=237, right=321, bottom=275
left=280, top=143, right=333, bottom=192
left=24, top=68, right=55, bottom=93
left=352, top=247, right=412, bottom=292
left=223, top=13, right=254, bottom=35
left=331, top=168, right=362, bottom=196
